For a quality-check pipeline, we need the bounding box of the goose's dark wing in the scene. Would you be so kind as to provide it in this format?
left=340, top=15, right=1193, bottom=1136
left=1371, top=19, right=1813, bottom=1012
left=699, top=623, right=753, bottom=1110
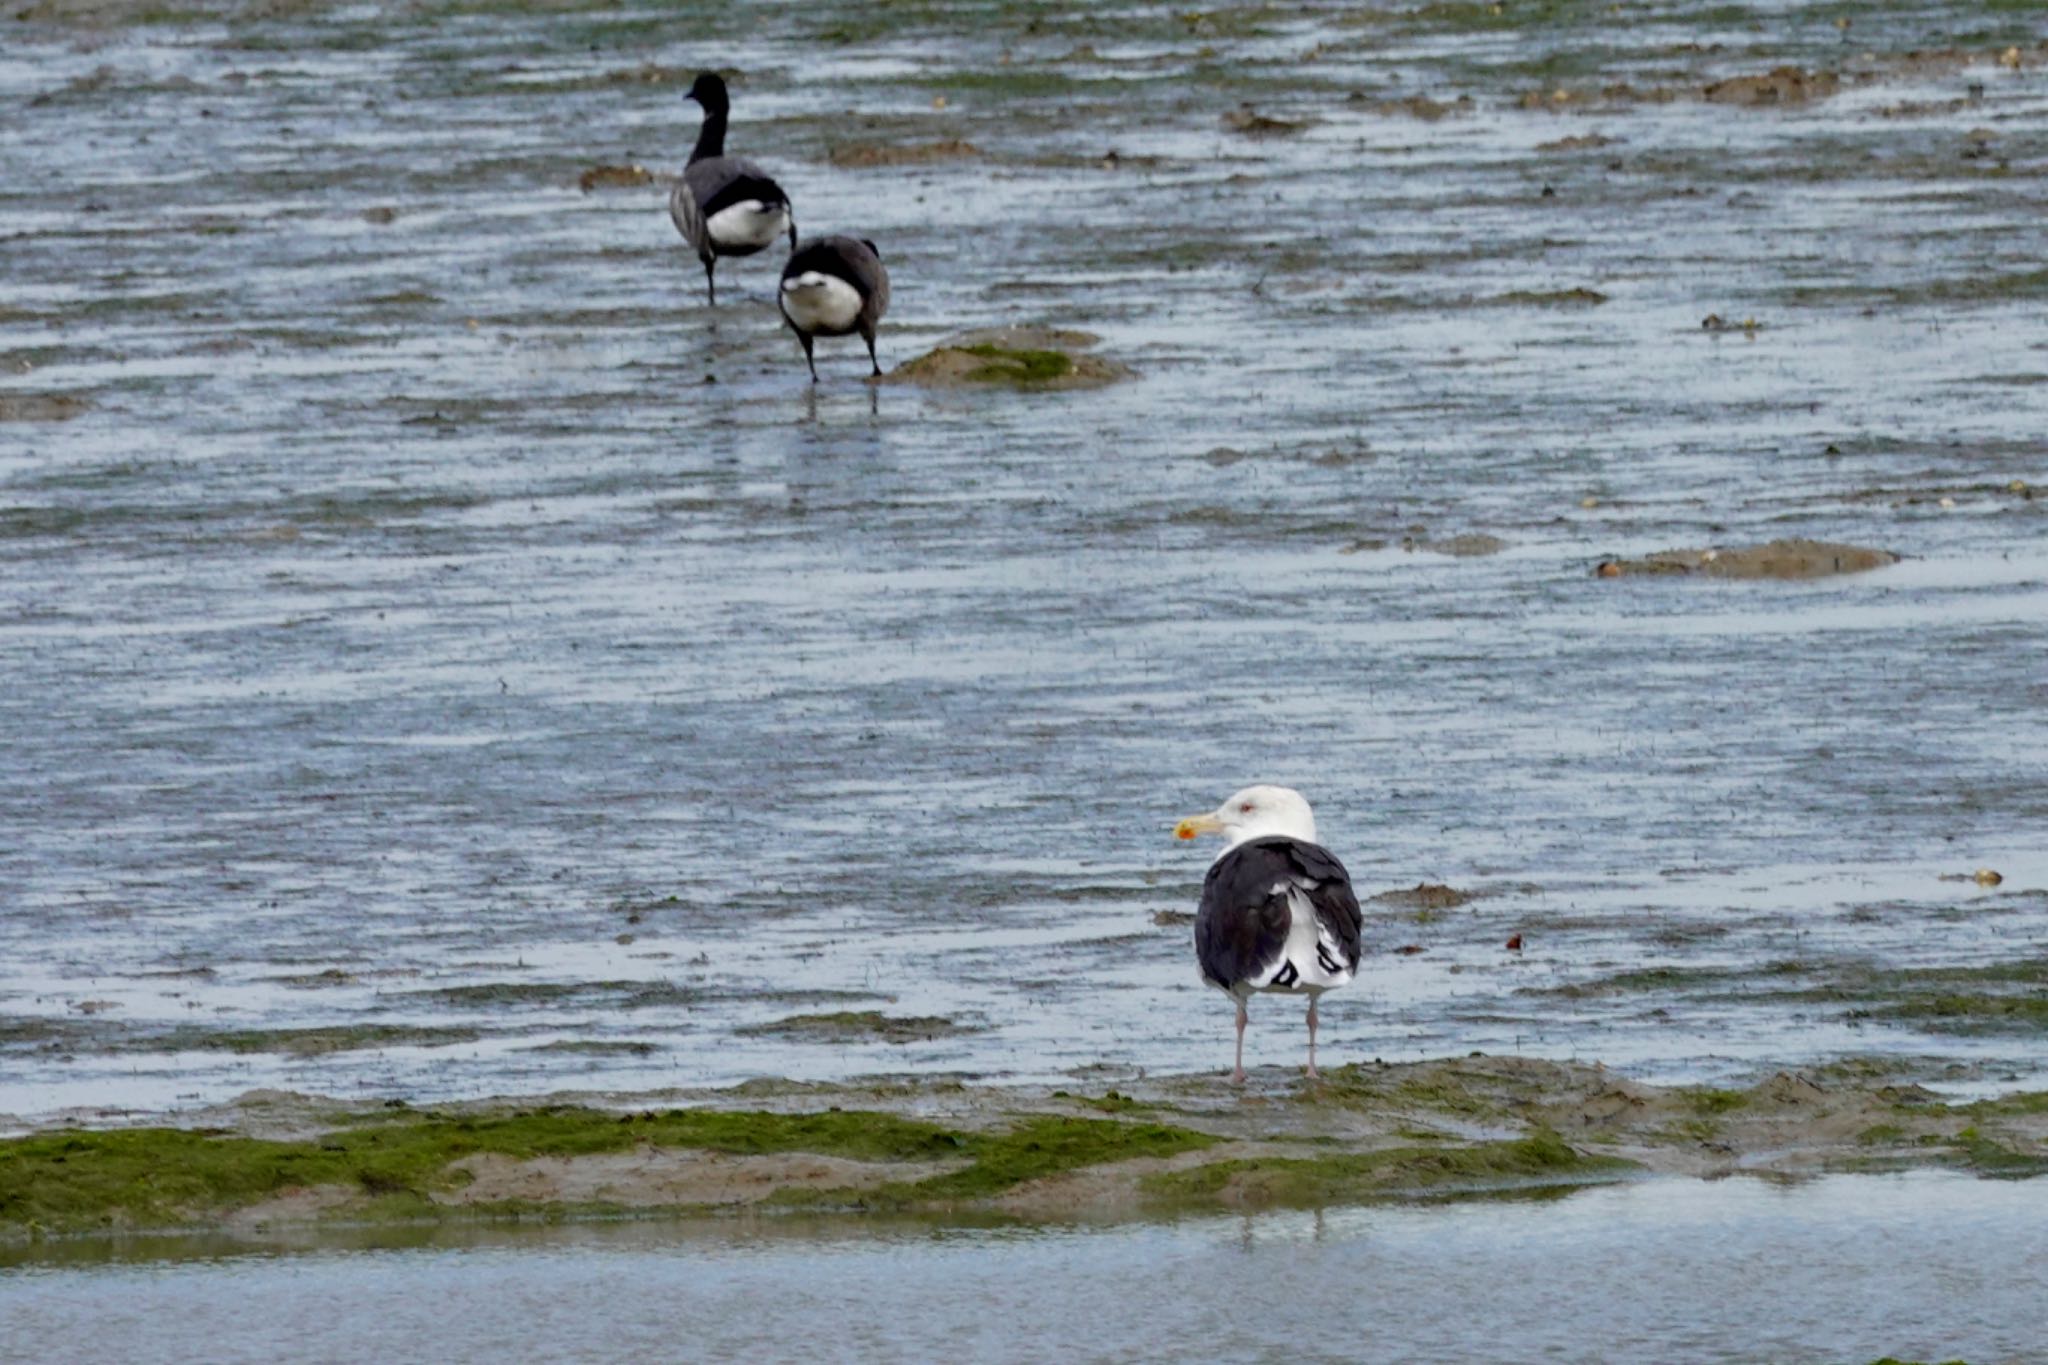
left=684, top=156, right=788, bottom=217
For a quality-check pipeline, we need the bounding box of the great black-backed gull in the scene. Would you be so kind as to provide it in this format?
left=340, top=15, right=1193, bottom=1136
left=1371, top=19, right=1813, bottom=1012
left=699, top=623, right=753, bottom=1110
left=778, top=236, right=890, bottom=381
left=671, top=72, right=797, bottom=306
left=1175, top=785, right=1364, bottom=1084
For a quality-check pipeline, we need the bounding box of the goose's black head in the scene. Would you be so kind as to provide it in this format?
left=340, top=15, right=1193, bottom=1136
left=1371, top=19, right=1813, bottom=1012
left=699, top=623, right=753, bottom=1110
left=686, top=71, right=730, bottom=114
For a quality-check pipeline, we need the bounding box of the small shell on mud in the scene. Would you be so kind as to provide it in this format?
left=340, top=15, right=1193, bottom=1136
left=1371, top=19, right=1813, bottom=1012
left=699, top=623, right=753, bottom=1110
left=1973, top=868, right=2003, bottom=887
left=1504, top=934, right=1523, bottom=952
left=1939, top=496, right=1956, bottom=509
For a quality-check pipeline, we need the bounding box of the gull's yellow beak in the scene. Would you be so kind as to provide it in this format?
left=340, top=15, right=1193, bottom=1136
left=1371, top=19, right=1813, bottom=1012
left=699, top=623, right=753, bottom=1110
left=1174, top=812, right=1225, bottom=841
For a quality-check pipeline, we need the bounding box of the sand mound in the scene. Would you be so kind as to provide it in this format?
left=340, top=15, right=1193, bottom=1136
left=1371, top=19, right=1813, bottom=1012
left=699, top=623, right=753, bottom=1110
left=888, top=327, right=1135, bottom=390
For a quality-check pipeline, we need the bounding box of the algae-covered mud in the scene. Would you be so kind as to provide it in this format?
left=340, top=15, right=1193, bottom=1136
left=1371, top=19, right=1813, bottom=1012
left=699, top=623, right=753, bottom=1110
left=4, top=0, right=2048, bottom=1276
left=9, top=1055, right=2048, bottom=1247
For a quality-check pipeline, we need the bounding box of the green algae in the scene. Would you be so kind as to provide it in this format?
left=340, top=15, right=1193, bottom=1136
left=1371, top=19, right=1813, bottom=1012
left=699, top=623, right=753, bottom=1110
left=1961, top=1091, right=2048, bottom=1118
left=891, top=331, right=1131, bottom=390
left=0, top=1018, right=93, bottom=1048
left=1877, top=994, right=2048, bottom=1034
left=960, top=345, right=1074, bottom=385
left=1313, top=1060, right=1538, bottom=1120
left=1949, top=1127, right=2048, bottom=1178
left=3, top=1109, right=918, bottom=1235
left=412, top=980, right=701, bottom=1011
left=152, top=1024, right=483, bottom=1057
left=1139, top=1132, right=1631, bottom=1210
left=1657, top=1117, right=1726, bottom=1144
left=1490, top=287, right=1609, bottom=307
left=0, top=1107, right=1216, bottom=1238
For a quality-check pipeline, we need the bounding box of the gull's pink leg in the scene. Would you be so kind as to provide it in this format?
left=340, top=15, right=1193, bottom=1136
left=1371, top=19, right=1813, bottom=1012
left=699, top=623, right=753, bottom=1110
left=1305, top=997, right=1321, bottom=1081
left=1232, top=1000, right=1248, bottom=1085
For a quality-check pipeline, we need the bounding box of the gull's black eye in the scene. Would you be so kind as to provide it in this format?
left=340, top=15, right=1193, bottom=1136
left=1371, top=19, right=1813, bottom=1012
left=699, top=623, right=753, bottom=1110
left=1239, top=802, right=1254, bottom=813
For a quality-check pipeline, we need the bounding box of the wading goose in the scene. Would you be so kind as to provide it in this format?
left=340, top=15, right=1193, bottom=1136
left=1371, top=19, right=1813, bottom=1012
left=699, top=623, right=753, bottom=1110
left=777, top=235, right=890, bottom=382
left=1175, top=785, right=1364, bottom=1084
left=671, top=71, right=796, bottom=306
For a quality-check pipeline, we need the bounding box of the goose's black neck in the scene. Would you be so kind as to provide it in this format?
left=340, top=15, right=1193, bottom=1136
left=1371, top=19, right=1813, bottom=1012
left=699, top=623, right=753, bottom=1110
left=689, top=106, right=727, bottom=164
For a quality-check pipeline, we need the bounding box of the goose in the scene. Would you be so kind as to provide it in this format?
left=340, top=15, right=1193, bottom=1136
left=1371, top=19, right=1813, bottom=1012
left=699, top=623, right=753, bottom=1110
left=777, top=235, right=890, bottom=382
left=1175, top=785, right=1364, bottom=1083
left=670, top=71, right=795, bottom=306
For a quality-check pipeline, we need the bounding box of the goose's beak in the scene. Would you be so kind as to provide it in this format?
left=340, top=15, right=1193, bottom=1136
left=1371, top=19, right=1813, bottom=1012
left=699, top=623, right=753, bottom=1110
left=1174, top=812, right=1225, bottom=841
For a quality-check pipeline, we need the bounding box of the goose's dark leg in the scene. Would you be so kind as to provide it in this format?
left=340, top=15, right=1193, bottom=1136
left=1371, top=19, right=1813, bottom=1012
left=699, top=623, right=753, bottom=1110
left=1305, top=997, right=1321, bottom=1081
left=860, top=322, right=881, bottom=378
left=787, top=216, right=799, bottom=250
left=798, top=332, right=818, bottom=383
left=1232, top=1000, right=1248, bottom=1085
left=701, top=253, right=718, bottom=307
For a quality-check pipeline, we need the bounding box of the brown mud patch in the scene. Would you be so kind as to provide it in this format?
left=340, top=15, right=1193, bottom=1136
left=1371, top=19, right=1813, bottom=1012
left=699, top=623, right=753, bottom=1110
left=1595, top=539, right=1899, bottom=581
left=1518, top=44, right=2047, bottom=113
left=1221, top=106, right=1311, bottom=137
left=1535, top=132, right=1618, bottom=153
left=0, top=393, right=90, bottom=422
left=827, top=139, right=983, bottom=169
left=1408, top=533, right=1509, bottom=558
left=1370, top=883, right=1475, bottom=911
left=1349, top=92, right=1472, bottom=121
left=1703, top=66, right=1841, bottom=107
left=578, top=164, right=658, bottom=193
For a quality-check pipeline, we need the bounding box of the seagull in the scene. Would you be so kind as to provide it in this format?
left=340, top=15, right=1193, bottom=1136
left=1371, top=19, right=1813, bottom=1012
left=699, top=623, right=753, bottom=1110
left=1175, top=785, right=1363, bottom=1084
left=670, top=71, right=796, bottom=306
left=777, top=235, right=890, bottom=381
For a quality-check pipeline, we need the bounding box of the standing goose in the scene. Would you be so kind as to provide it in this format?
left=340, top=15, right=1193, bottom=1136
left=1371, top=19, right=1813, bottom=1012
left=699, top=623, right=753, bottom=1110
left=777, top=235, right=890, bottom=382
left=670, top=71, right=795, bottom=306
left=1175, top=785, right=1364, bottom=1084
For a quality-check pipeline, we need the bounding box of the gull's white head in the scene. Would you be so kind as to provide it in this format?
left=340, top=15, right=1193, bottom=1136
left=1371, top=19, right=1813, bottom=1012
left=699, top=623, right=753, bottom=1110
left=1174, top=784, right=1318, bottom=852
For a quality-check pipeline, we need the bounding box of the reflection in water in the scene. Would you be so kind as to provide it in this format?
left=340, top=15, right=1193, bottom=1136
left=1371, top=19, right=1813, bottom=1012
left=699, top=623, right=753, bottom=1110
left=6, top=1176, right=2044, bottom=1362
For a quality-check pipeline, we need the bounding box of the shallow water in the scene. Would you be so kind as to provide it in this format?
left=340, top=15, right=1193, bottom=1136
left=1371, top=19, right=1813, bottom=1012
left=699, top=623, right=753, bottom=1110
left=7, top=1173, right=2047, bottom=1361
left=3, top=0, right=2047, bottom=1122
